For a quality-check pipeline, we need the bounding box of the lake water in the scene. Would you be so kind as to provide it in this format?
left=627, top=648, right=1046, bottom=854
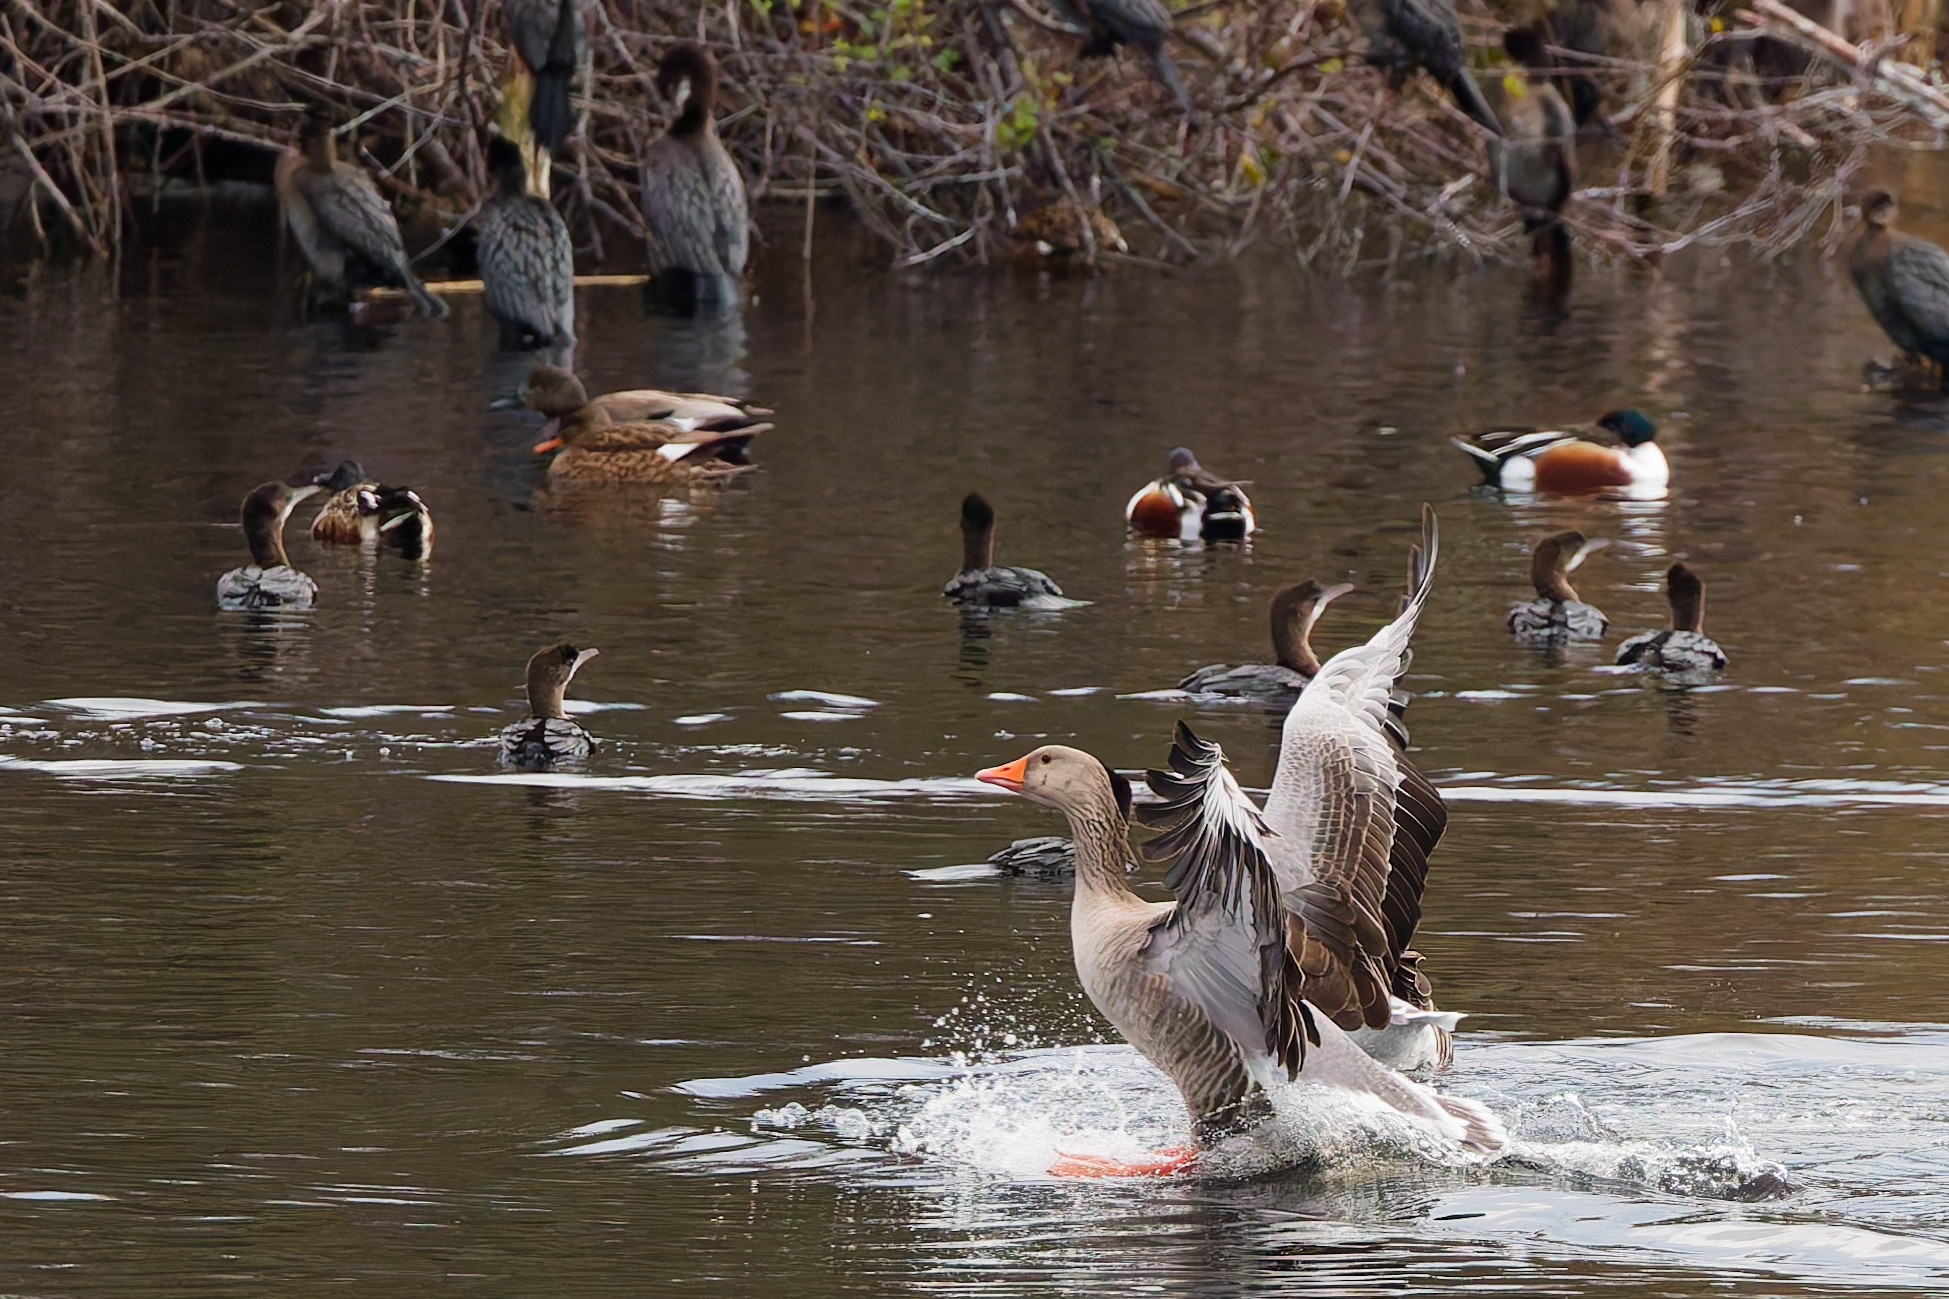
left=2, top=200, right=1947, bottom=1294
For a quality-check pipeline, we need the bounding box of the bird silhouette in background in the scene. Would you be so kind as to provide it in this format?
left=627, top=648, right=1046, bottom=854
left=1495, top=27, right=1577, bottom=293
left=1350, top=0, right=1502, bottom=137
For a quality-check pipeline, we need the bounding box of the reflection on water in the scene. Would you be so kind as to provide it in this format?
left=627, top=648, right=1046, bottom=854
left=2, top=208, right=1948, bottom=1293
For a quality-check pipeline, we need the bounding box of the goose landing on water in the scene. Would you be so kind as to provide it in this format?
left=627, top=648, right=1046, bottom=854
left=976, top=508, right=1500, bottom=1176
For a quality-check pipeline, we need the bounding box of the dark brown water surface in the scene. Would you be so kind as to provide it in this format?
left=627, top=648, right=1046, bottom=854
left=2, top=201, right=1947, bottom=1294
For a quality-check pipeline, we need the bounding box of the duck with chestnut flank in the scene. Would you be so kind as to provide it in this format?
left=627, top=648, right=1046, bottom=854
left=975, top=723, right=1496, bottom=1176
left=499, top=643, right=600, bottom=768
left=1508, top=531, right=1609, bottom=642
left=275, top=108, right=448, bottom=317
left=1617, top=563, right=1726, bottom=672
left=1178, top=580, right=1355, bottom=703
left=217, top=474, right=330, bottom=610
left=476, top=135, right=576, bottom=352
left=1849, top=189, right=1949, bottom=380
left=1453, top=409, right=1666, bottom=495
left=943, top=494, right=1077, bottom=610
left=1125, top=448, right=1257, bottom=543
left=641, top=42, right=749, bottom=303
left=309, top=461, right=435, bottom=558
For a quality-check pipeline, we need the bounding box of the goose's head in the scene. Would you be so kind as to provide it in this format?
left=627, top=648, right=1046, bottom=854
left=977, top=745, right=1131, bottom=822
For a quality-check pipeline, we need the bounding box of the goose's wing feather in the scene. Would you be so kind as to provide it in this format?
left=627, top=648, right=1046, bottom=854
left=1136, top=722, right=1314, bottom=1080
left=1262, top=505, right=1440, bottom=1031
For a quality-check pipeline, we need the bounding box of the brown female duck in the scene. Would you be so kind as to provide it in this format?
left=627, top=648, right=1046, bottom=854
left=1178, top=579, right=1354, bottom=703
left=499, top=642, right=600, bottom=769
left=512, top=363, right=772, bottom=441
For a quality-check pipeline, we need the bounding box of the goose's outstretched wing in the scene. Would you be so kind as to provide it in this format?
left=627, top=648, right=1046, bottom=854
left=1136, top=722, right=1316, bottom=1080
left=1263, top=505, right=1443, bottom=1031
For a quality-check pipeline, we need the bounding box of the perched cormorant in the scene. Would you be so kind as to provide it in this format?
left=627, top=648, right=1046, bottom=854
left=502, top=0, right=585, bottom=184
left=1047, top=0, right=1192, bottom=115
left=1496, top=28, right=1577, bottom=282
left=1350, top=0, right=1502, bottom=136
left=476, top=135, right=576, bottom=352
left=1849, top=189, right=1949, bottom=377
left=641, top=43, right=749, bottom=304
left=275, top=109, right=448, bottom=317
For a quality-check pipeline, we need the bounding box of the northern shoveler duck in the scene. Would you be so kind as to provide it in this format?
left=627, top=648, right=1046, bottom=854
left=974, top=731, right=1498, bottom=1177
left=944, top=494, right=1077, bottom=610
left=499, top=642, right=600, bottom=769
left=1047, top=0, right=1192, bottom=115
left=309, top=461, right=435, bottom=558
left=1509, top=531, right=1609, bottom=642
left=1178, top=579, right=1355, bottom=702
left=1849, top=189, right=1949, bottom=380
left=476, top=135, right=575, bottom=352
left=1617, top=563, right=1726, bottom=672
left=1454, top=409, right=1666, bottom=495
left=275, top=107, right=448, bottom=317
left=1352, top=0, right=1502, bottom=136
left=641, top=43, right=748, bottom=305
left=217, top=474, right=329, bottom=611
left=1125, top=448, right=1257, bottom=543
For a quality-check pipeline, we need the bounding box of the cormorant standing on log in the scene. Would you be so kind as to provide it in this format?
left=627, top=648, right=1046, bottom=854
left=275, top=108, right=448, bottom=317
left=1351, top=0, right=1502, bottom=136
left=476, top=135, right=576, bottom=353
left=501, top=0, right=584, bottom=197
left=1048, top=0, right=1193, bottom=116
left=1850, top=190, right=1949, bottom=381
left=641, top=43, right=749, bottom=306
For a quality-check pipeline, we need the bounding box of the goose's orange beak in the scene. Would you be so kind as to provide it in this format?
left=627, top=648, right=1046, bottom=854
left=976, top=756, right=1029, bottom=792
left=533, top=419, right=564, bottom=454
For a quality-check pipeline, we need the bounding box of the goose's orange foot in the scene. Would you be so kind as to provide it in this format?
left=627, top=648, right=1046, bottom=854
left=1049, top=1146, right=1197, bottom=1178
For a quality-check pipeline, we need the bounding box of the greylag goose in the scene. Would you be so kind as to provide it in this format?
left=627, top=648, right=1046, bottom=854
left=943, top=494, right=1074, bottom=610
left=1617, top=563, right=1726, bottom=672
left=1178, top=580, right=1354, bottom=703
left=499, top=643, right=600, bottom=769
left=1508, top=531, right=1609, bottom=643
left=1125, top=447, right=1256, bottom=543
left=217, top=474, right=329, bottom=611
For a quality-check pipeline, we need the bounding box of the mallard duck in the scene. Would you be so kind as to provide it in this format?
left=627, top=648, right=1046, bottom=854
left=510, top=362, right=772, bottom=439
left=1509, top=531, right=1609, bottom=642
left=1617, top=563, right=1726, bottom=672
left=641, top=43, right=748, bottom=303
left=943, top=494, right=1072, bottom=610
left=1047, top=0, right=1192, bottom=115
left=499, top=642, right=600, bottom=769
left=309, top=461, right=435, bottom=558
left=533, top=418, right=765, bottom=486
left=1453, top=409, right=1666, bottom=494
left=974, top=728, right=1497, bottom=1176
left=1351, top=0, right=1502, bottom=136
left=1125, top=448, right=1257, bottom=543
left=1178, top=580, right=1354, bottom=702
left=476, top=135, right=575, bottom=351
left=275, top=107, right=448, bottom=317
left=217, top=475, right=329, bottom=610
left=1849, top=189, right=1949, bottom=379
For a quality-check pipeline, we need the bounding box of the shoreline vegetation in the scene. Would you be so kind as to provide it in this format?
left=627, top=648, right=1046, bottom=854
left=4, top=0, right=1948, bottom=273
